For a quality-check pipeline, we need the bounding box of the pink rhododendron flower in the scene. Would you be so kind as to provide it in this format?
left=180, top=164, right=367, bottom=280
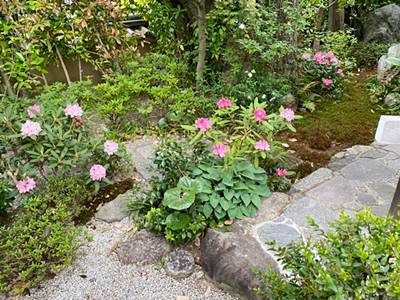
left=217, top=98, right=233, bottom=109
left=253, top=108, right=267, bottom=122
left=255, top=140, right=270, bottom=151
left=212, top=144, right=228, bottom=158
left=28, top=104, right=41, bottom=118
left=337, top=69, right=344, bottom=77
left=323, top=78, right=333, bottom=87
left=302, top=52, right=311, bottom=60
left=64, top=103, right=83, bottom=118
left=321, top=58, right=330, bottom=65
left=276, top=168, right=288, bottom=177
left=326, top=51, right=338, bottom=63
left=21, top=120, right=42, bottom=137
left=90, top=164, right=106, bottom=181
left=16, top=177, right=36, bottom=194
left=280, top=108, right=295, bottom=122
left=195, top=118, right=211, bottom=132
left=104, top=140, right=119, bottom=156
left=313, top=52, right=325, bottom=63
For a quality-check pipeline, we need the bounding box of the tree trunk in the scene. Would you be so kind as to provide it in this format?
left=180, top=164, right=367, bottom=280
left=0, top=60, right=15, bottom=97
left=328, top=0, right=344, bottom=32
left=313, top=6, right=324, bottom=52
left=55, top=46, right=71, bottom=86
left=195, top=0, right=206, bottom=92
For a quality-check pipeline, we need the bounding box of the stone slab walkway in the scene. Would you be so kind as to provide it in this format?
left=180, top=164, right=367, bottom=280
left=202, top=143, right=400, bottom=299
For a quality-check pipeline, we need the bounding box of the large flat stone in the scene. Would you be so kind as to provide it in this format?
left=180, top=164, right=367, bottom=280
left=95, top=190, right=133, bottom=222
left=290, top=168, right=333, bottom=193
left=257, top=217, right=302, bottom=248
left=340, top=158, right=396, bottom=182
left=305, top=176, right=359, bottom=208
left=117, top=230, right=171, bottom=265
left=283, top=197, right=340, bottom=229
left=125, top=137, right=157, bottom=180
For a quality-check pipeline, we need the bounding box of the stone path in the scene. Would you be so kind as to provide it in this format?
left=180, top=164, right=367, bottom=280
left=202, top=143, right=400, bottom=299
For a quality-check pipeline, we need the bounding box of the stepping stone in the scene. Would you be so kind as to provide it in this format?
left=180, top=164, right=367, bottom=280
left=125, top=137, right=158, bottom=180
left=165, top=249, right=195, bottom=279
left=95, top=190, right=133, bottom=223
left=117, top=230, right=171, bottom=266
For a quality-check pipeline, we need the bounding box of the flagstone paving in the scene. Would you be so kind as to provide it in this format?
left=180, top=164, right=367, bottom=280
left=202, top=143, right=400, bottom=299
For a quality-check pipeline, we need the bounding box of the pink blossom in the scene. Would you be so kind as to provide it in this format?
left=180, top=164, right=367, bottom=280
left=275, top=168, right=288, bottom=177
left=253, top=108, right=267, bottom=122
left=28, top=104, right=41, bottom=118
left=321, top=58, right=330, bottom=65
left=326, top=51, right=338, bottom=63
left=195, top=118, right=211, bottom=132
left=280, top=108, right=295, bottom=122
left=313, top=52, right=325, bottom=63
left=104, top=140, right=119, bottom=156
left=217, top=98, right=233, bottom=109
left=255, top=140, right=270, bottom=151
left=302, top=52, right=311, bottom=60
left=323, top=78, right=333, bottom=87
left=21, top=120, right=42, bottom=137
left=64, top=103, right=83, bottom=118
left=337, top=69, right=344, bottom=77
left=90, top=164, right=106, bottom=181
left=212, top=144, right=228, bottom=158
left=16, top=177, right=36, bottom=194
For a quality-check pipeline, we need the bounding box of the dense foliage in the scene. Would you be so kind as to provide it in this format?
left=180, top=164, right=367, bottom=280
left=255, top=210, right=400, bottom=299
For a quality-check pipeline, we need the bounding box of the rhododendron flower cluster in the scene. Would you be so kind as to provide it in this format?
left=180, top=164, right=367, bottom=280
left=212, top=144, right=228, bottom=158
left=323, top=78, right=333, bottom=87
left=217, top=98, right=232, bottom=109
left=195, top=118, right=211, bottom=131
left=28, top=104, right=41, bottom=118
left=280, top=108, right=295, bottom=122
left=312, top=51, right=338, bottom=65
left=64, top=103, right=83, bottom=118
left=253, top=108, right=267, bottom=122
left=72, top=118, right=85, bottom=126
left=21, top=120, right=42, bottom=137
left=104, top=140, right=119, bottom=156
left=16, top=177, right=36, bottom=194
left=90, top=164, right=106, bottom=181
left=276, top=168, right=288, bottom=177
left=255, top=140, right=270, bottom=152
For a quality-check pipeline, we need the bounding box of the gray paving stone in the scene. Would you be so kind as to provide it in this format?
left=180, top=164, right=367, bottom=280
left=125, top=137, right=158, bottom=180
left=340, top=158, right=396, bottom=182
left=358, top=193, right=379, bottom=206
left=360, top=149, right=388, bottom=159
left=257, top=217, right=302, bottom=248
left=95, top=190, right=133, bottom=222
left=305, top=176, right=360, bottom=209
left=283, top=197, right=340, bottom=229
left=290, top=168, right=333, bottom=193
left=367, top=182, right=395, bottom=204
left=384, top=144, right=400, bottom=155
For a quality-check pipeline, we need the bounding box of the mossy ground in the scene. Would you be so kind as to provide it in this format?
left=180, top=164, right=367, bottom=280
left=283, top=71, right=381, bottom=176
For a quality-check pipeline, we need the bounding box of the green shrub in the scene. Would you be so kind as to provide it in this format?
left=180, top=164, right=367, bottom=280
left=351, top=42, right=388, bottom=68
left=0, top=176, right=90, bottom=294
left=255, top=210, right=400, bottom=299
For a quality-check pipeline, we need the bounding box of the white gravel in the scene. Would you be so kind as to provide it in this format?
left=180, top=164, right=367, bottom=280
left=22, top=218, right=238, bottom=300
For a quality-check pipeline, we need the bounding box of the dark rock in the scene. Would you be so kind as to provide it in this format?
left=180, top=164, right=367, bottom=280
left=117, top=230, right=171, bottom=265
left=201, top=229, right=277, bottom=300
left=125, top=137, right=158, bottom=180
left=281, top=93, right=297, bottom=110
left=384, top=93, right=400, bottom=108
left=364, top=4, right=400, bottom=44
left=165, top=249, right=195, bottom=279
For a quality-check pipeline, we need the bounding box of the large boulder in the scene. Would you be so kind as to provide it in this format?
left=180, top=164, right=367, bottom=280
left=200, top=193, right=291, bottom=300
left=364, top=4, right=400, bottom=44
left=377, top=44, right=400, bottom=82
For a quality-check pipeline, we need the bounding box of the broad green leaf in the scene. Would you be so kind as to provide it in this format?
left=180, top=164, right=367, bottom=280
left=220, top=198, right=230, bottom=211
left=228, top=207, right=239, bottom=219
left=241, top=193, right=251, bottom=206
left=251, top=195, right=261, bottom=208
left=202, top=203, right=213, bottom=218
left=223, top=189, right=234, bottom=201
left=165, top=212, right=191, bottom=230
left=163, top=187, right=196, bottom=210
left=210, top=193, right=219, bottom=208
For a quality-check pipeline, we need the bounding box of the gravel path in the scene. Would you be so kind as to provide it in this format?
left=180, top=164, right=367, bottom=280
left=22, top=218, right=238, bottom=300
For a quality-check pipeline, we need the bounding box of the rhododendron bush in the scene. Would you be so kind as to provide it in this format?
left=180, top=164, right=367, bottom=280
left=301, top=51, right=346, bottom=98
left=0, top=100, right=127, bottom=210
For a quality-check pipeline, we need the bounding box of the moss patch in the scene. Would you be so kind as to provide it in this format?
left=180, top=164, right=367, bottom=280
left=283, top=71, right=381, bottom=175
